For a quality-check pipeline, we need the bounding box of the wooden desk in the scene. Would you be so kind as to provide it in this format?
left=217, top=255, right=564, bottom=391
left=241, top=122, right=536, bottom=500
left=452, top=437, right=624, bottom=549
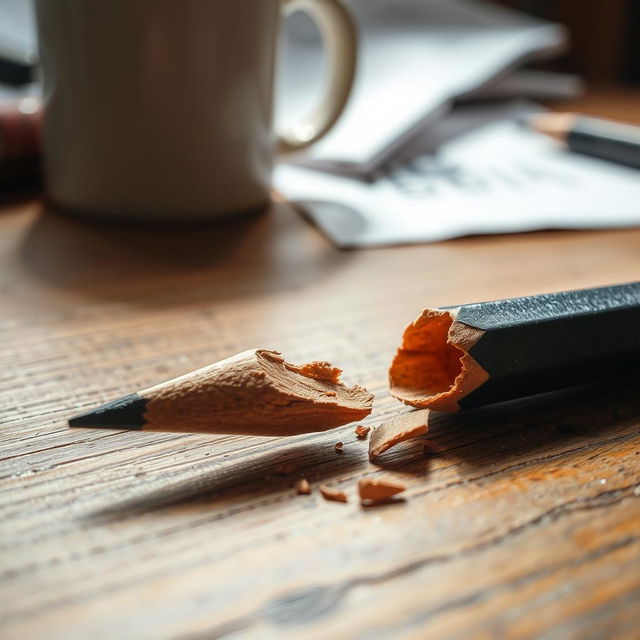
left=2, top=91, right=639, bottom=639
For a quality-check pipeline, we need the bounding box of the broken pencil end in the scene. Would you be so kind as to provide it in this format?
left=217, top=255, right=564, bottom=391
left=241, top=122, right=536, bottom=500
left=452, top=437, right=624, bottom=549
left=68, top=349, right=373, bottom=435
left=388, top=308, right=488, bottom=412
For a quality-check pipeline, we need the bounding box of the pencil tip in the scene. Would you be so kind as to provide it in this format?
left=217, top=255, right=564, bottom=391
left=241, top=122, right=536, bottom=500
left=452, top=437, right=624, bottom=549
left=68, top=393, right=148, bottom=430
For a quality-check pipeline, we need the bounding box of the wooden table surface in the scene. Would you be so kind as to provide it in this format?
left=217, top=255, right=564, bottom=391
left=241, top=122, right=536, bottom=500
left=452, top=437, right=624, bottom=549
left=2, top=89, right=640, bottom=640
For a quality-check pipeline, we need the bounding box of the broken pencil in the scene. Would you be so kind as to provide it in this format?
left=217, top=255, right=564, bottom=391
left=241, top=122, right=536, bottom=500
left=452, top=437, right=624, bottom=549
left=389, top=282, right=640, bottom=412
left=69, top=349, right=373, bottom=436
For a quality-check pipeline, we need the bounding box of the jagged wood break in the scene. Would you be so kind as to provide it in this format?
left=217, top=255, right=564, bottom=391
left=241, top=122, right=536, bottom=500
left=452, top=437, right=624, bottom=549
left=369, top=409, right=430, bottom=459
left=69, top=349, right=373, bottom=436
left=389, top=282, right=640, bottom=412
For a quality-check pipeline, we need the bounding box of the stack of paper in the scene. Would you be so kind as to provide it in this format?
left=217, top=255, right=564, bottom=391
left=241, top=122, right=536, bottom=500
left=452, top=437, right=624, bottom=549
left=275, top=101, right=640, bottom=248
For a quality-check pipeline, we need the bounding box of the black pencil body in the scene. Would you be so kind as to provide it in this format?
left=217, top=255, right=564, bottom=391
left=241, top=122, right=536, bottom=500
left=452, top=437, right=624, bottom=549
left=449, top=282, right=640, bottom=409
left=569, top=117, right=640, bottom=170
left=390, top=282, right=640, bottom=412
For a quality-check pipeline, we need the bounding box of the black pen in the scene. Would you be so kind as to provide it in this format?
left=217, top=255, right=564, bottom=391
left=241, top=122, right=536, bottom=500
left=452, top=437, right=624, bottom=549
left=528, top=112, right=640, bottom=170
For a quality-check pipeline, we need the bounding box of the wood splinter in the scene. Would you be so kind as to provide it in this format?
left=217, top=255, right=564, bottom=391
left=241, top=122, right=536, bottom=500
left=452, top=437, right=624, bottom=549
left=354, top=425, right=370, bottom=439
left=320, top=486, right=348, bottom=503
left=368, top=409, right=430, bottom=460
left=295, top=478, right=311, bottom=495
left=358, top=477, right=406, bottom=503
left=68, top=349, right=374, bottom=436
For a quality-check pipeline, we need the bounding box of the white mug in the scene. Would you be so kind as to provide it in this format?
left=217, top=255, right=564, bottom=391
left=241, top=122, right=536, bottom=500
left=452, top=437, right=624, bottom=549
left=35, top=0, right=356, bottom=220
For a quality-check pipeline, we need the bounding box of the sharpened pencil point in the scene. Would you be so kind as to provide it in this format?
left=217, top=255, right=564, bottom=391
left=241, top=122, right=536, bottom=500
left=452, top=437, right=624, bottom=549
left=68, top=393, right=148, bottom=430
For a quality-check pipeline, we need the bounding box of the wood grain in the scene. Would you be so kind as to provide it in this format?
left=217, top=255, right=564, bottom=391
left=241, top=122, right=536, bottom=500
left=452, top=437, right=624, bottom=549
left=1, top=90, right=640, bottom=640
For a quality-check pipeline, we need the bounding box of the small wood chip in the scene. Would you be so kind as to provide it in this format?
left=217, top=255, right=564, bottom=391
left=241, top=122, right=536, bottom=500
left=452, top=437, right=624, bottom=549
left=358, top=477, right=406, bottom=503
left=354, top=425, right=370, bottom=439
left=369, top=409, right=430, bottom=459
left=320, top=485, right=348, bottom=503
left=295, top=477, right=311, bottom=495
left=334, top=441, right=344, bottom=452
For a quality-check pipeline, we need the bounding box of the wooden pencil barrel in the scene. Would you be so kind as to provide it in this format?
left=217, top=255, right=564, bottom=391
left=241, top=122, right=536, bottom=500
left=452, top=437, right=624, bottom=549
left=389, top=282, right=640, bottom=411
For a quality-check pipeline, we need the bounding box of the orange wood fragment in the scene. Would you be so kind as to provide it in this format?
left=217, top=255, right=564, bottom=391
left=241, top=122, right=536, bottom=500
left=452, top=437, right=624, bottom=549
left=320, top=486, right=348, bottom=503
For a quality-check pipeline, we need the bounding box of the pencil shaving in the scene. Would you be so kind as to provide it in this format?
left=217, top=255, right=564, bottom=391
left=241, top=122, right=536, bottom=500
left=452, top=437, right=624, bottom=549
left=295, top=478, right=311, bottom=495
left=355, top=425, right=370, bottom=439
left=320, top=486, right=348, bottom=503
left=369, top=409, right=430, bottom=459
left=284, top=361, right=342, bottom=383
left=358, top=477, right=406, bottom=503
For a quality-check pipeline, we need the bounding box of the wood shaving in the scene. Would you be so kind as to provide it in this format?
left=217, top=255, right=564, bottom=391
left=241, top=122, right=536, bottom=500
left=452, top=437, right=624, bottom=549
left=320, top=485, right=348, bottom=503
left=354, top=425, right=370, bottom=439
left=295, top=477, right=311, bottom=495
left=369, top=409, right=430, bottom=459
left=284, top=361, right=342, bottom=383
left=358, top=477, right=406, bottom=503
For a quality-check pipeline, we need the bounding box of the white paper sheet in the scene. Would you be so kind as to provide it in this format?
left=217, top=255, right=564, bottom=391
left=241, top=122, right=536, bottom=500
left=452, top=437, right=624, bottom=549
left=274, top=102, right=640, bottom=248
left=278, top=0, right=566, bottom=177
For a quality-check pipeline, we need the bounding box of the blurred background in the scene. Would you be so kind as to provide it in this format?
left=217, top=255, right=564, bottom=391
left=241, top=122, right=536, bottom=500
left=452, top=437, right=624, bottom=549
left=1, top=0, right=639, bottom=224
left=497, top=0, right=640, bottom=86
left=2, top=0, right=639, bottom=100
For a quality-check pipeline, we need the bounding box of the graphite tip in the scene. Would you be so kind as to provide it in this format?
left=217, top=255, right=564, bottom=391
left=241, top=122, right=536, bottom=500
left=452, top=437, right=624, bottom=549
left=68, top=393, right=147, bottom=430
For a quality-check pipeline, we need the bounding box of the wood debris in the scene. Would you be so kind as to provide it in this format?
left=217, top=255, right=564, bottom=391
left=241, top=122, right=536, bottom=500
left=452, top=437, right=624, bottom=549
left=295, top=477, right=311, bottom=495
left=358, top=477, right=406, bottom=503
left=354, top=425, right=370, bottom=439
left=320, top=485, right=348, bottom=503
left=369, top=409, right=430, bottom=459
left=334, top=441, right=344, bottom=452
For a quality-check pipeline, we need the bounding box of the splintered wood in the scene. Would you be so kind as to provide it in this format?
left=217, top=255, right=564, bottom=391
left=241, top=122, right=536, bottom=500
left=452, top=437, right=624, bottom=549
left=320, top=486, right=348, bottom=503
left=388, top=308, right=488, bottom=412
left=295, top=478, right=311, bottom=495
left=355, top=425, right=370, bottom=439
left=368, top=409, right=430, bottom=459
left=358, top=478, right=406, bottom=504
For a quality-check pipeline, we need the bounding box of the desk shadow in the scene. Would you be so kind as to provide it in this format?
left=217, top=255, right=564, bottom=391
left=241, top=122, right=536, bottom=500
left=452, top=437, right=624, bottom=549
left=18, top=201, right=351, bottom=307
left=407, top=379, right=640, bottom=472
left=83, top=380, right=640, bottom=524
left=85, top=439, right=366, bottom=523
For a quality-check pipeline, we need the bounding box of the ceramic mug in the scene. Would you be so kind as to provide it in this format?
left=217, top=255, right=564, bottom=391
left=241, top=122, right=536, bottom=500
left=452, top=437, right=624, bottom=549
left=35, top=0, right=356, bottom=220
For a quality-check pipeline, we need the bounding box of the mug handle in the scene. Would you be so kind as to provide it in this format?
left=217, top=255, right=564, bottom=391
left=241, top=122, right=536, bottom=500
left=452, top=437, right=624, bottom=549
left=278, top=0, right=357, bottom=153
